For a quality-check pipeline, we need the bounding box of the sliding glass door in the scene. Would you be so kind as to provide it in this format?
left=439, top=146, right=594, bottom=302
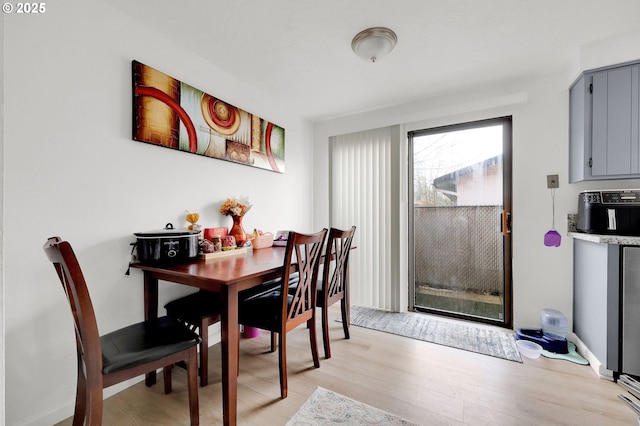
left=408, top=117, right=512, bottom=327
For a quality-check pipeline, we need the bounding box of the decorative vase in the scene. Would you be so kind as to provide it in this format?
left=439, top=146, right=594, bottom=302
left=229, top=215, right=247, bottom=247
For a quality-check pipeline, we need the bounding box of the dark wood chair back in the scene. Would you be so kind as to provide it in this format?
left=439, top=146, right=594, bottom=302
left=281, top=229, right=328, bottom=328
left=44, top=237, right=103, bottom=380
left=318, top=226, right=356, bottom=358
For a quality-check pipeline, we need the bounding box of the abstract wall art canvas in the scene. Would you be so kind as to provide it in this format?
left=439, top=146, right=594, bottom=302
left=132, top=60, right=285, bottom=173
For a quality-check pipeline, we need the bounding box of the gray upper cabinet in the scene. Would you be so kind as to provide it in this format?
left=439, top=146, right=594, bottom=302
left=569, top=60, right=640, bottom=183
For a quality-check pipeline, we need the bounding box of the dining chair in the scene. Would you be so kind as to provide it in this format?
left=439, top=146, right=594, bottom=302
left=164, top=274, right=297, bottom=387
left=317, top=226, right=356, bottom=359
left=238, top=228, right=327, bottom=399
left=164, top=269, right=300, bottom=388
left=43, top=237, right=200, bottom=426
left=164, top=290, right=221, bottom=387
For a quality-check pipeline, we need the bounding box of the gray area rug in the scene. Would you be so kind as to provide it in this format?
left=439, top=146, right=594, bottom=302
left=347, top=305, right=522, bottom=363
left=287, top=386, right=418, bottom=425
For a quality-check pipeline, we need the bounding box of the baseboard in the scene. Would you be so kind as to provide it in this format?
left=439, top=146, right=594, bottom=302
left=571, top=332, right=615, bottom=381
left=23, top=378, right=140, bottom=426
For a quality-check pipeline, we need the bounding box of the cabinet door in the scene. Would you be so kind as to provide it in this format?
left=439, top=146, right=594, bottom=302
left=569, top=74, right=589, bottom=183
left=622, top=246, right=640, bottom=376
left=573, top=239, right=620, bottom=372
left=591, top=66, right=640, bottom=177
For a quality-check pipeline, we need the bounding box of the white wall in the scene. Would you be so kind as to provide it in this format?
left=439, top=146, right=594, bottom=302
left=2, top=1, right=315, bottom=424
left=313, top=31, right=640, bottom=330
left=1, top=10, right=5, bottom=426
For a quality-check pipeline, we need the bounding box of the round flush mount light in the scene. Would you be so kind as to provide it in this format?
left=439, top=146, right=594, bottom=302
left=351, top=27, right=397, bottom=63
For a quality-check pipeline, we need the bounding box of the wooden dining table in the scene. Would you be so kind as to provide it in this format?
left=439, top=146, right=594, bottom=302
left=131, top=246, right=291, bottom=426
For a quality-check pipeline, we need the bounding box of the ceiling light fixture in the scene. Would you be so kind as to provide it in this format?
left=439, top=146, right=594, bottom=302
left=351, top=27, right=397, bottom=63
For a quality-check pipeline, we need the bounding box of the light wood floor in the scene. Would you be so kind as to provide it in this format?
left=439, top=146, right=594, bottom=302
left=56, top=305, right=638, bottom=425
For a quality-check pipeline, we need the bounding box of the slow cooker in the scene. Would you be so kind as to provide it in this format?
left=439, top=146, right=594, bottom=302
left=134, top=223, right=200, bottom=265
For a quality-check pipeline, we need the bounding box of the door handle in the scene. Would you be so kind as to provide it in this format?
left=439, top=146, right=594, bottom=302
left=500, top=210, right=511, bottom=235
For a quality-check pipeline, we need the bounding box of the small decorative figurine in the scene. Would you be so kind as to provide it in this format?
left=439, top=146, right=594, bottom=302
left=185, top=210, right=201, bottom=232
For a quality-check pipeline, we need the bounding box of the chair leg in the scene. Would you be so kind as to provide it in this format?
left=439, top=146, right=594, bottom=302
left=237, top=328, right=241, bottom=377
left=270, top=331, right=277, bottom=353
left=308, top=317, right=320, bottom=369
left=186, top=346, right=200, bottom=426
left=278, top=331, right=287, bottom=399
left=163, top=365, right=173, bottom=394
left=321, top=304, right=331, bottom=359
left=72, top=358, right=87, bottom=426
left=341, top=298, right=350, bottom=339
left=199, top=320, right=209, bottom=387
left=85, top=382, right=103, bottom=426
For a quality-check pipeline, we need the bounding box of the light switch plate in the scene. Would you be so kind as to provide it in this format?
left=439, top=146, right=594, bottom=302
left=547, top=174, right=559, bottom=188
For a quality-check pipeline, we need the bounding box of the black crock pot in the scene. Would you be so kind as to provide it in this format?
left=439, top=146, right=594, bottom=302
left=134, top=223, right=200, bottom=265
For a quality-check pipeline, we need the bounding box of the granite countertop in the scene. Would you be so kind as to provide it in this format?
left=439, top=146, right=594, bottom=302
left=569, top=232, right=640, bottom=245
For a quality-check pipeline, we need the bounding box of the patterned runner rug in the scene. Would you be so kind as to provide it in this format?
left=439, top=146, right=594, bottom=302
left=287, top=387, right=417, bottom=425
left=347, top=305, right=522, bottom=363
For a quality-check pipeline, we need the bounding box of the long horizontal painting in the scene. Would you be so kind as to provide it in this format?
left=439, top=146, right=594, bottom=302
left=132, top=60, right=285, bottom=173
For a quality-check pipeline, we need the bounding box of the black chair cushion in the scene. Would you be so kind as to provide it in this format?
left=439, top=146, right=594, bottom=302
left=101, top=316, right=200, bottom=375
left=164, top=291, right=221, bottom=324
left=240, top=273, right=300, bottom=301
left=239, top=290, right=294, bottom=332
left=238, top=273, right=300, bottom=330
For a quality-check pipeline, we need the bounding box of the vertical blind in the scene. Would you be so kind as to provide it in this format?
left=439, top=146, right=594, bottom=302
left=330, top=126, right=401, bottom=311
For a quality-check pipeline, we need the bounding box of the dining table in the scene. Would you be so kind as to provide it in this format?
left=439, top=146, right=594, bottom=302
left=131, top=245, right=292, bottom=426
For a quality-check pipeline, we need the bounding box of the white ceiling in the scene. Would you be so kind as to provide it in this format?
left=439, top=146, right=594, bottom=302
left=105, top=0, right=640, bottom=122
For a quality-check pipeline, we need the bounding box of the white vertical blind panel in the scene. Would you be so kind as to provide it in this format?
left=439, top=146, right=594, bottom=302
left=330, top=127, right=394, bottom=310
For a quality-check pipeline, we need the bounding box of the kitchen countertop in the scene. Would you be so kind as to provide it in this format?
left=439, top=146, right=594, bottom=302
left=569, top=232, right=640, bottom=245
